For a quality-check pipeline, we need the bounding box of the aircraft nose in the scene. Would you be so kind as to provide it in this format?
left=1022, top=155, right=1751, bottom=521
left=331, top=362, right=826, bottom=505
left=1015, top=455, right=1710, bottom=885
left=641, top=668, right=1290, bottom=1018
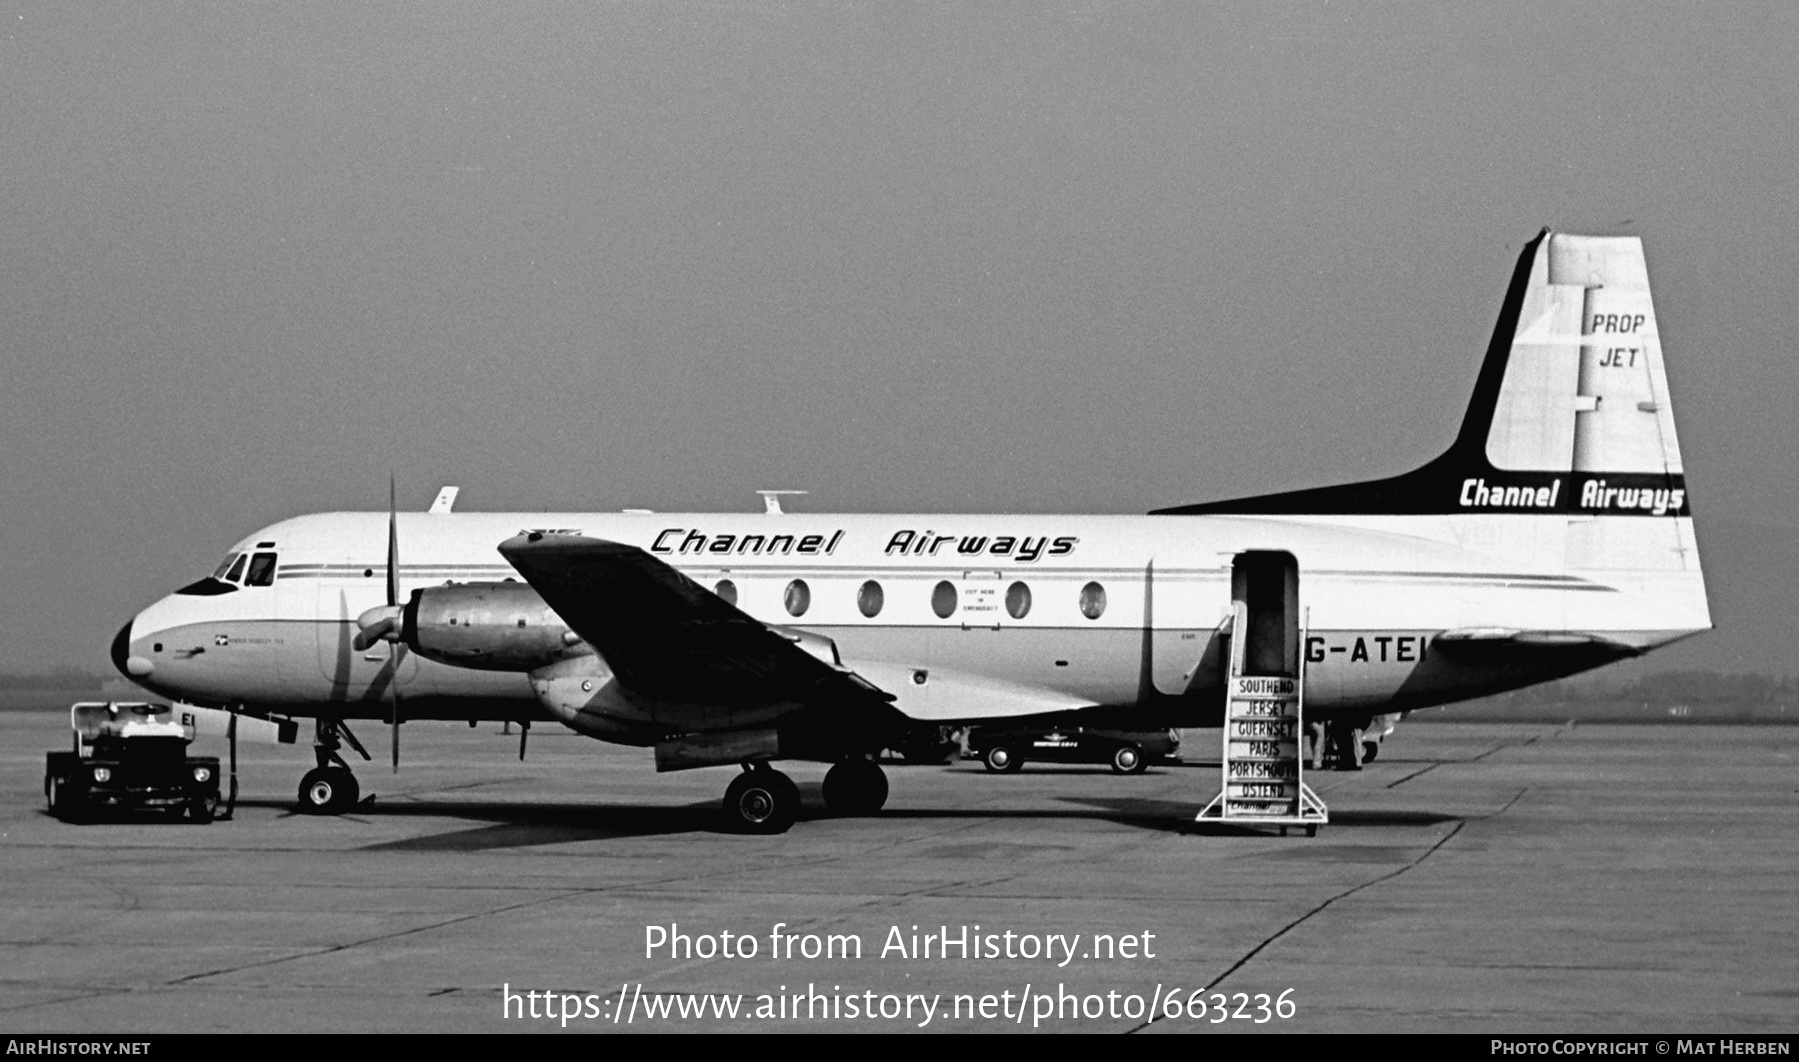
left=111, top=619, right=154, bottom=679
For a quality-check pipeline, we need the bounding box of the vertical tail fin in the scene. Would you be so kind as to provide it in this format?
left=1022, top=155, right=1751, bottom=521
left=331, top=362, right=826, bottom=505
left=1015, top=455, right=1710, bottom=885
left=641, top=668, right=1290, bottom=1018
left=1479, top=232, right=1686, bottom=485
left=1157, top=230, right=1694, bottom=530
left=1156, top=228, right=1709, bottom=653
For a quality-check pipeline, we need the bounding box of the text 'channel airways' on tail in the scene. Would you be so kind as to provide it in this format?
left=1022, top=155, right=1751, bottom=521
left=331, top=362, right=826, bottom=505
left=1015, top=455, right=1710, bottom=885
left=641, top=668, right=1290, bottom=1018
left=109, top=231, right=1708, bottom=832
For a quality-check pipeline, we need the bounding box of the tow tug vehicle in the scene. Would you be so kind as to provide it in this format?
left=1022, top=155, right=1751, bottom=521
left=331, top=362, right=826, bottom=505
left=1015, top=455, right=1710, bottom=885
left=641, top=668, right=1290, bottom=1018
left=44, top=702, right=223, bottom=823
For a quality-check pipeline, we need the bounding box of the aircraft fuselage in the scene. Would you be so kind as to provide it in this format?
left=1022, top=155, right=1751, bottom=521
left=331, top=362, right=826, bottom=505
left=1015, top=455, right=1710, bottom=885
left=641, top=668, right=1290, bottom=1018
left=116, top=508, right=1705, bottom=727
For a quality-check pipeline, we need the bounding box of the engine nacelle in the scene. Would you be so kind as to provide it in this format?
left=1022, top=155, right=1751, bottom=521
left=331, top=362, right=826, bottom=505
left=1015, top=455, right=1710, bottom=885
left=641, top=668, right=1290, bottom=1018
left=402, top=582, right=581, bottom=672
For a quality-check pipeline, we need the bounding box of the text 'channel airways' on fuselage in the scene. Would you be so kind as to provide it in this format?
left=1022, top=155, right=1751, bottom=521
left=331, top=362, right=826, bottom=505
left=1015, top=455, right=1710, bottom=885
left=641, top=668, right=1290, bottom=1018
left=112, top=231, right=1710, bottom=832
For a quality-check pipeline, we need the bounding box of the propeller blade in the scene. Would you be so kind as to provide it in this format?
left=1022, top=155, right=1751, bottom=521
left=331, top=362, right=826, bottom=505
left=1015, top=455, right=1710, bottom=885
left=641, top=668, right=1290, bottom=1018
left=386, top=475, right=401, bottom=772
left=390, top=641, right=401, bottom=773
left=386, top=474, right=400, bottom=608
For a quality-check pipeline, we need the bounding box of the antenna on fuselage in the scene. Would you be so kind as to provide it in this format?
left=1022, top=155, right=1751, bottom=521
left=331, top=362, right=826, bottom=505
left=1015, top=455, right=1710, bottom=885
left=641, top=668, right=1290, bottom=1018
left=756, top=490, right=807, bottom=515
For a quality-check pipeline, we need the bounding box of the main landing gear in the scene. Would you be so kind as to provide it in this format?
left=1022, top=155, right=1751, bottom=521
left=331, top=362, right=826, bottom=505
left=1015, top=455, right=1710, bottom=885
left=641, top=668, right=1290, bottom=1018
left=721, top=758, right=890, bottom=834
left=822, top=758, right=887, bottom=816
left=296, top=718, right=369, bottom=815
left=723, top=764, right=799, bottom=834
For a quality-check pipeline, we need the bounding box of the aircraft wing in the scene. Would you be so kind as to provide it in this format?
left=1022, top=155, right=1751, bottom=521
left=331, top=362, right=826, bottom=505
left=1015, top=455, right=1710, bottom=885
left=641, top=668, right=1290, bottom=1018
left=496, top=533, right=895, bottom=709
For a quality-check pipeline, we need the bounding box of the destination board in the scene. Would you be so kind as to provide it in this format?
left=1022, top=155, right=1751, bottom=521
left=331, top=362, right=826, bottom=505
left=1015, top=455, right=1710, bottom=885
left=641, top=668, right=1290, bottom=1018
left=1233, top=676, right=1297, bottom=698
left=1228, top=739, right=1291, bottom=759
left=1232, top=700, right=1293, bottom=719
left=1227, top=760, right=1297, bottom=779
left=1227, top=781, right=1298, bottom=800
left=1194, top=599, right=1326, bottom=832
left=1230, top=719, right=1298, bottom=739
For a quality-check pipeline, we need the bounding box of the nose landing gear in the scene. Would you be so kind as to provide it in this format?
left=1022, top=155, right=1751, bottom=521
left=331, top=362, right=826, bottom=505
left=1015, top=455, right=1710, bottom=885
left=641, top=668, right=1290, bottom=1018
left=295, top=718, right=370, bottom=815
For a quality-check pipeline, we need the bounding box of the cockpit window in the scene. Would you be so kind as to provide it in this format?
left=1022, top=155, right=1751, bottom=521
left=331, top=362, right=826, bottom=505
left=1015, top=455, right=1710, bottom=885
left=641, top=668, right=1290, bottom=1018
left=180, top=550, right=252, bottom=595
left=245, top=552, right=278, bottom=587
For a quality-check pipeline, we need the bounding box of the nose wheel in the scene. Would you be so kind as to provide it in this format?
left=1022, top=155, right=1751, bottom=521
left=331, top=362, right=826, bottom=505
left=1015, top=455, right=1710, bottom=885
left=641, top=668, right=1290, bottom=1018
left=295, top=718, right=369, bottom=815
left=297, top=766, right=361, bottom=814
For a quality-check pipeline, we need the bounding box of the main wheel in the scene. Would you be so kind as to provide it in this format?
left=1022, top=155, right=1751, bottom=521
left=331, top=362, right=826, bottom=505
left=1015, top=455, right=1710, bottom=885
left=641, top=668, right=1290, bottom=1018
left=822, top=760, right=889, bottom=816
left=1362, top=740, right=1381, bottom=763
left=982, top=745, right=1022, bottom=773
left=723, top=768, right=798, bottom=834
left=297, top=767, right=360, bottom=815
left=1110, top=744, right=1147, bottom=774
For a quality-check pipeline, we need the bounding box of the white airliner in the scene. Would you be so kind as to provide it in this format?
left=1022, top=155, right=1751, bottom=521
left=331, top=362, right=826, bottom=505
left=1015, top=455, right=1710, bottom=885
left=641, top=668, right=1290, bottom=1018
left=111, top=231, right=1709, bottom=831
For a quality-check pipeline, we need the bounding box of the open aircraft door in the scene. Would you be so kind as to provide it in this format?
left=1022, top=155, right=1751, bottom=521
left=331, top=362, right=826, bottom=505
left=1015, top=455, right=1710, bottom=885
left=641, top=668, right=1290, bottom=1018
left=1196, top=551, right=1327, bottom=835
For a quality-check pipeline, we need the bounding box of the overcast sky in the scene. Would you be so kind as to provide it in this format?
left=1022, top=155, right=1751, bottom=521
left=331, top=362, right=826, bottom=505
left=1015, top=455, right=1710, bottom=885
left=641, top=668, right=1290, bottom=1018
left=3, top=2, right=1795, bottom=675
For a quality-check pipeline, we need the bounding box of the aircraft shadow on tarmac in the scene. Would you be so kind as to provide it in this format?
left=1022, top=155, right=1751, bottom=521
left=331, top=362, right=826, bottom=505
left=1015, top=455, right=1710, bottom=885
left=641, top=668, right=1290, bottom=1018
left=334, top=793, right=1234, bottom=851
left=138, top=779, right=1465, bottom=852
left=221, top=796, right=733, bottom=849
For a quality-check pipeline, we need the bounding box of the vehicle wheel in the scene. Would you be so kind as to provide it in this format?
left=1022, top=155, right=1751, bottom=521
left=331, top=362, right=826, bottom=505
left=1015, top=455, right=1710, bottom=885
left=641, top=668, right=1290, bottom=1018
left=189, top=792, right=219, bottom=824
left=723, top=768, right=798, bottom=834
left=297, top=767, right=360, bottom=815
left=47, top=775, right=84, bottom=821
left=982, top=745, right=1022, bottom=773
left=822, top=760, right=889, bottom=816
left=1110, top=745, right=1147, bottom=774
left=1362, top=740, right=1380, bottom=763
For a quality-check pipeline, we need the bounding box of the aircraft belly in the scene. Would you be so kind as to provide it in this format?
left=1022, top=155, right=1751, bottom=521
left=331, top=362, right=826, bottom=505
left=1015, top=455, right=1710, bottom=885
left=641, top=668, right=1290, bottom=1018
left=1302, top=628, right=1630, bottom=712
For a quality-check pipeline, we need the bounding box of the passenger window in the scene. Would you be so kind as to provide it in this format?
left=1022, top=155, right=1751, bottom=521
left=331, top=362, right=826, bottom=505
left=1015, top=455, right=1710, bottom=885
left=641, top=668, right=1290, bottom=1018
left=857, top=580, right=884, bottom=618
left=715, top=579, right=738, bottom=606
left=245, top=552, right=278, bottom=587
left=1006, top=581, right=1032, bottom=619
left=931, top=580, right=958, bottom=619
left=784, top=579, right=810, bottom=617
left=1079, top=581, right=1106, bottom=620
left=224, top=554, right=248, bottom=583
